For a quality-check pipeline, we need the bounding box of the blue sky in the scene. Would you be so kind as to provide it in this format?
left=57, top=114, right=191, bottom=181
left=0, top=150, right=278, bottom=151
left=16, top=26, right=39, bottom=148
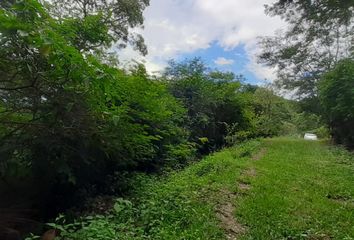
left=177, top=42, right=261, bottom=85
left=120, top=0, right=284, bottom=85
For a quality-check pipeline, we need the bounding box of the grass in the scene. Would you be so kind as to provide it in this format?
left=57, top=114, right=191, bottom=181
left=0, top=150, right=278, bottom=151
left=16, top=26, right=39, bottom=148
left=30, top=138, right=354, bottom=239
left=31, top=140, right=261, bottom=240
left=237, top=138, right=354, bottom=239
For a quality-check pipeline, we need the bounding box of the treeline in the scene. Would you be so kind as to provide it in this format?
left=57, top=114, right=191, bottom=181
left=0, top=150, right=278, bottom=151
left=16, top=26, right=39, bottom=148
left=0, top=0, right=324, bottom=225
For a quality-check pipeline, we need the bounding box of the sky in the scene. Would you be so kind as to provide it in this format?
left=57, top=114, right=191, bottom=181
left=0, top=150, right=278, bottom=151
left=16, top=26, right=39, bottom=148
left=119, top=0, right=285, bottom=85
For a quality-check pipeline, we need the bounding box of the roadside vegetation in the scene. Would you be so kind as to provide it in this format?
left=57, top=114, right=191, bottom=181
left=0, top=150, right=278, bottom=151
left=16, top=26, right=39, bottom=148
left=31, top=141, right=262, bottom=240
left=259, top=0, right=354, bottom=148
left=0, top=0, right=353, bottom=239
left=26, top=138, right=354, bottom=240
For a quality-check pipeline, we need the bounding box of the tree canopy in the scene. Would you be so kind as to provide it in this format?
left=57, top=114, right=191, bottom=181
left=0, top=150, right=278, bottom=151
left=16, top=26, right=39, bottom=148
left=49, top=0, right=149, bottom=54
left=259, top=0, right=354, bottom=97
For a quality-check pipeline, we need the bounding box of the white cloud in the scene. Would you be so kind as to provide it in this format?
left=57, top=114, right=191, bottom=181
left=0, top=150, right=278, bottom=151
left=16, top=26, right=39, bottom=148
left=119, top=0, right=286, bottom=80
left=214, top=57, right=234, bottom=66
left=244, top=42, right=277, bottom=83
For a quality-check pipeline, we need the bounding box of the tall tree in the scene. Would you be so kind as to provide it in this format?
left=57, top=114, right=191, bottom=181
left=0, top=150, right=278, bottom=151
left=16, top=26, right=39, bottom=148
left=48, top=0, right=149, bottom=54
left=259, top=0, right=354, bottom=97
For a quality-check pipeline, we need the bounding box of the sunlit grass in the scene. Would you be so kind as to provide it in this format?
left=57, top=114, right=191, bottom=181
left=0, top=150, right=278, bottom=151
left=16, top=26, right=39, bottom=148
left=237, top=138, right=354, bottom=239
left=32, top=138, right=354, bottom=240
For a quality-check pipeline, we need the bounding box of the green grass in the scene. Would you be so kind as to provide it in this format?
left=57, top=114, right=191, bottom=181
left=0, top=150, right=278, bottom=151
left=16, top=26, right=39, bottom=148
left=237, top=138, right=354, bottom=240
left=32, top=140, right=261, bottom=240
left=32, top=138, right=354, bottom=240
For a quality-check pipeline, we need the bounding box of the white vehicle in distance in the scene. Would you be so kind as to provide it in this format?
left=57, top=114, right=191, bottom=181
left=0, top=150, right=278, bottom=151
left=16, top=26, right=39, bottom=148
left=304, top=133, right=318, bottom=140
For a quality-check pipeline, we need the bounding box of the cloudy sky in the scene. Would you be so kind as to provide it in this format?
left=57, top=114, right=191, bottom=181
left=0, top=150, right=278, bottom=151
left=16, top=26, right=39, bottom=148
left=120, top=0, right=285, bottom=85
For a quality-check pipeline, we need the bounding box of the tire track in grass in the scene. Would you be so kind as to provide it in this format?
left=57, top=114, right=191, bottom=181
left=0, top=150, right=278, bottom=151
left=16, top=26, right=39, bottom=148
left=216, top=146, right=268, bottom=239
left=236, top=138, right=354, bottom=239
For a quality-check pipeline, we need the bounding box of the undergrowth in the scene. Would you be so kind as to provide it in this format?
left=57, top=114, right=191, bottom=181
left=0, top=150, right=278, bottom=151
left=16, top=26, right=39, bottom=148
left=26, top=140, right=261, bottom=240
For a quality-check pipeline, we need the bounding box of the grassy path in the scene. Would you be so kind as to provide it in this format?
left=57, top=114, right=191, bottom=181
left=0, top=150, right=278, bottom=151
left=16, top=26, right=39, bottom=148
left=237, top=138, right=354, bottom=239
left=45, top=138, right=354, bottom=240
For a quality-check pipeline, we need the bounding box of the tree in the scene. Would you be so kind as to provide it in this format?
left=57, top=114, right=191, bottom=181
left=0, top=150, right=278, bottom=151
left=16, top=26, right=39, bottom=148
left=319, top=59, right=354, bottom=148
left=48, top=0, right=149, bottom=54
left=0, top=0, right=94, bottom=182
left=259, top=0, right=354, bottom=97
left=253, top=87, right=283, bottom=136
left=164, top=58, right=252, bottom=152
left=0, top=0, right=191, bottom=209
left=88, top=63, right=193, bottom=171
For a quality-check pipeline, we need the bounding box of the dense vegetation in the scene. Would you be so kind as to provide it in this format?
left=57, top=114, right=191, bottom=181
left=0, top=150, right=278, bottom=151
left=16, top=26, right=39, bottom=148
left=0, top=0, right=191, bottom=221
left=0, top=0, right=314, bottom=207
left=31, top=141, right=262, bottom=240
left=28, top=138, right=354, bottom=240
left=0, top=0, right=353, bottom=239
left=319, top=59, right=354, bottom=148
left=260, top=0, right=354, bottom=148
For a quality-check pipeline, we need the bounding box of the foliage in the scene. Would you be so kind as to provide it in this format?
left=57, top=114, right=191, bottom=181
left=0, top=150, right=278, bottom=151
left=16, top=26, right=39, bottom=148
left=319, top=59, right=354, bottom=148
left=259, top=0, right=354, bottom=97
left=1, top=1, right=339, bottom=238
left=0, top=0, right=191, bottom=207
left=266, top=0, right=354, bottom=27
left=28, top=138, right=354, bottom=239
left=26, top=140, right=261, bottom=240
left=289, top=111, right=327, bottom=137
left=244, top=86, right=327, bottom=138
left=258, top=0, right=352, bottom=145
left=91, top=65, right=193, bottom=171
left=0, top=0, right=94, bottom=184
left=164, top=58, right=254, bottom=152
left=49, top=0, right=149, bottom=54
left=252, top=87, right=293, bottom=137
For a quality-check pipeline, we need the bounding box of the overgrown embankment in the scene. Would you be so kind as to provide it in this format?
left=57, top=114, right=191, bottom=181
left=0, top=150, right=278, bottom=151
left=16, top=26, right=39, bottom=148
left=29, top=138, right=354, bottom=240
left=28, top=140, right=262, bottom=240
